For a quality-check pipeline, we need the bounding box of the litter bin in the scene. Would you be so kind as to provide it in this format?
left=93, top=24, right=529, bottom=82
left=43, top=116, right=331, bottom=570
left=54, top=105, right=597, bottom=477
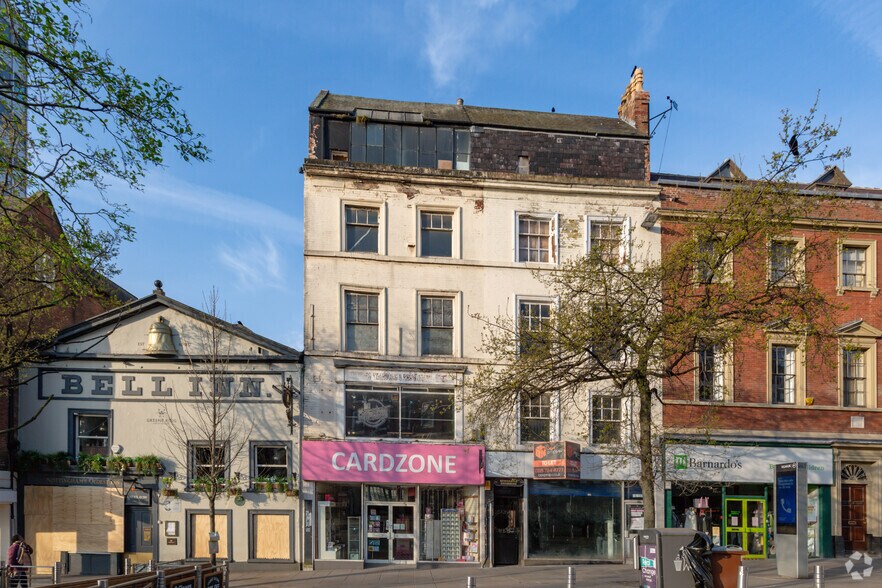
left=711, top=547, right=747, bottom=588
left=637, top=528, right=704, bottom=588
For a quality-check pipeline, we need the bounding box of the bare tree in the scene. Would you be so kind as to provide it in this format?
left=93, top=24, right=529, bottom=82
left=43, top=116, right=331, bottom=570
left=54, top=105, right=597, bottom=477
left=470, top=102, right=849, bottom=527
left=163, top=289, right=253, bottom=565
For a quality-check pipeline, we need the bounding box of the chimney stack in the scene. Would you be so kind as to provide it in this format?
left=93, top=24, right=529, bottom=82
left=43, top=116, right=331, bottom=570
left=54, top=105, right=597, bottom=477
left=618, top=67, right=650, bottom=135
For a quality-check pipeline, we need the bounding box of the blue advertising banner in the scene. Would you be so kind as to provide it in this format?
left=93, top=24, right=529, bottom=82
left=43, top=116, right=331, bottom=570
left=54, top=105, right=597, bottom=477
left=776, top=464, right=797, bottom=535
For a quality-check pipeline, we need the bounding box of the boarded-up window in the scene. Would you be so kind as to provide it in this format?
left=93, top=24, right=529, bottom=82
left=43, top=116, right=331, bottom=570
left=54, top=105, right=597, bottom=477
left=189, top=513, right=229, bottom=559
left=252, top=513, right=291, bottom=560
left=25, top=486, right=124, bottom=569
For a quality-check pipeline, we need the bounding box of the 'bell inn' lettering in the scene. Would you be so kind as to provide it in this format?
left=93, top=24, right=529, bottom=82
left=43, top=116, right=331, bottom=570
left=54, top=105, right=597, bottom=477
left=47, top=371, right=271, bottom=399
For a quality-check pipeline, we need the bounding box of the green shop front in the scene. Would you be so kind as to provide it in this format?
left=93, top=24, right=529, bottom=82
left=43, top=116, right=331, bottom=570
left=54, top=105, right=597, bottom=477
left=665, top=443, right=834, bottom=558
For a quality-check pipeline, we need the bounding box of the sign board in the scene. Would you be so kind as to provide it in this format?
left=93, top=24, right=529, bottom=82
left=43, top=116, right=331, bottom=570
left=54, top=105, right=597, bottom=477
left=775, top=463, right=797, bottom=535
left=168, top=577, right=195, bottom=588
left=301, top=440, right=485, bottom=485
left=639, top=544, right=657, bottom=588
left=203, top=573, right=222, bottom=588
left=532, top=441, right=580, bottom=480
left=667, top=444, right=832, bottom=485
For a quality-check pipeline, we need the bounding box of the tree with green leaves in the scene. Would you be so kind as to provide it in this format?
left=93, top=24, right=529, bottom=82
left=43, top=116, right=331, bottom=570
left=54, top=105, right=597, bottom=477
left=0, top=0, right=208, bottom=390
left=470, top=103, right=849, bottom=528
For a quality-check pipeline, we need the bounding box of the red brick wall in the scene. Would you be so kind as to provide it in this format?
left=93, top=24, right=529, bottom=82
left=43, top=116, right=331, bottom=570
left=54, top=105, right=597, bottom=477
left=660, top=182, right=882, bottom=435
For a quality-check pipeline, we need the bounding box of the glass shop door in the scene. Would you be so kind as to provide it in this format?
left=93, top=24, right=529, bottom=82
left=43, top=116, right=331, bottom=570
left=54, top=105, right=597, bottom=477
left=365, top=502, right=416, bottom=564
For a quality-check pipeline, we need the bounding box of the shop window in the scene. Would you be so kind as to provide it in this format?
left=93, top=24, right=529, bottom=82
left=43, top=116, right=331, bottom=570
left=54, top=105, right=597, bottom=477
left=518, top=300, right=552, bottom=355
left=837, top=239, right=878, bottom=294
left=520, top=392, right=551, bottom=442
left=587, top=217, right=630, bottom=263
left=420, top=211, right=453, bottom=257
left=843, top=348, right=868, bottom=407
left=252, top=443, right=289, bottom=482
left=344, top=291, right=379, bottom=352
left=315, top=483, right=362, bottom=561
left=697, top=344, right=729, bottom=402
left=344, top=206, right=379, bottom=253
left=769, top=239, right=803, bottom=286
left=420, top=296, right=454, bottom=356
left=345, top=386, right=454, bottom=440
left=527, top=480, right=622, bottom=560
left=517, top=214, right=556, bottom=263
left=189, top=442, right=228, bottom=484
left=591, top=396, right=621, bottom=445
left=71, top=411, right=111, bottom=457
left=420, top=486, right=480, bottom=562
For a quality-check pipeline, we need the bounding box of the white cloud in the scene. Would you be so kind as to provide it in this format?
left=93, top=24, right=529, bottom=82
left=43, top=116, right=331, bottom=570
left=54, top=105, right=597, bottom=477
left=634, top=0, right=678, bottom=54
left=99, top=172, right=300, bottom=239
left=816, top=0, right=882, bottom=63
left=218, top=235, right=286, bottom=291
left=420, top=0, right=577, bottom=87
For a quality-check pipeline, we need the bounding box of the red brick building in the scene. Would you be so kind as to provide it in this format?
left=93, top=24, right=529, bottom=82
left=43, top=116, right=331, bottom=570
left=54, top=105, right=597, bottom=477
left=657, top=162, right=882, bottom=558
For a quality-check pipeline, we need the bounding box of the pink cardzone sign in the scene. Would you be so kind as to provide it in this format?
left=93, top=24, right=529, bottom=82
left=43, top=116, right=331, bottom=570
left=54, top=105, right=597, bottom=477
left=302, top=440, right=485, bottom=485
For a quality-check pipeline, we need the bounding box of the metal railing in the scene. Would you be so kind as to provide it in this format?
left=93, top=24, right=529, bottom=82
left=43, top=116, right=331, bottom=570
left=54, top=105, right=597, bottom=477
left=0, top=561, right=228, bottom=588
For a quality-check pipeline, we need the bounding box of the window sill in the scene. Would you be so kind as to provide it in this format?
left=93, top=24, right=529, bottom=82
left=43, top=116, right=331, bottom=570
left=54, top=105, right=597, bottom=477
left=837, top=286, right=879, bottom=296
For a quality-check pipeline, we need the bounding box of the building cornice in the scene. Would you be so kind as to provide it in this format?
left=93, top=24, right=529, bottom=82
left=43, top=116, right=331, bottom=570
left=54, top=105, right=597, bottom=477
left=303, top=160, right=660, bottom=199
left=657, top=207, right=882, bottom=232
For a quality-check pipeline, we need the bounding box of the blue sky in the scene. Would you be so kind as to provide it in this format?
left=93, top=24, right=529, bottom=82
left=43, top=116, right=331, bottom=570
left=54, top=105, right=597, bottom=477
left=76, top=0, right=882, bottom=349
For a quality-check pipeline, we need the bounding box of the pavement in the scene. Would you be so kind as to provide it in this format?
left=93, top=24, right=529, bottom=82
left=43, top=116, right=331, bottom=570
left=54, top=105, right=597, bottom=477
left=226, top=558, right=877, bottom=587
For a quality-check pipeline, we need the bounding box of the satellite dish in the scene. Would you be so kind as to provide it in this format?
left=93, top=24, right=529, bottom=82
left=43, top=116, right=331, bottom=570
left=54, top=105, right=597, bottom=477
left=111, top=444, right=123, bottom=455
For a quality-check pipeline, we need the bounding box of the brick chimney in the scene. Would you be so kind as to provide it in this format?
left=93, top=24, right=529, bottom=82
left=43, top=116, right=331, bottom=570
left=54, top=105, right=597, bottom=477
left=618, top=67, right=650, bottom=135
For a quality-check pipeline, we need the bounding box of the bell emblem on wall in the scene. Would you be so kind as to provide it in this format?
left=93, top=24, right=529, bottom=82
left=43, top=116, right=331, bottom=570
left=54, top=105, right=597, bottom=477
left=145, top=316, right=177, bottom=356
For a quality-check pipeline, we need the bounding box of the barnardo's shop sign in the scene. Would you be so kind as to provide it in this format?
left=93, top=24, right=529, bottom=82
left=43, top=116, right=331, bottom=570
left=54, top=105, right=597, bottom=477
left=667, top=444, right=832, bottom=485
left=302, top=440, right=485, bottom=485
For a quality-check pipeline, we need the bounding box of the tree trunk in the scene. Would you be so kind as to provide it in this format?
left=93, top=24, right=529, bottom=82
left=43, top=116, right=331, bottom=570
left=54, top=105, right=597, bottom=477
left=209, top=495, right=216, bottom=566
left=636, top=374, right=657, bottom=528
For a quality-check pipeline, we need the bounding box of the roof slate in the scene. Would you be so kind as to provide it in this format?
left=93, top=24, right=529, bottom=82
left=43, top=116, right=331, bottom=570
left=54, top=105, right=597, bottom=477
left=310, top=91, right=645, bottom=138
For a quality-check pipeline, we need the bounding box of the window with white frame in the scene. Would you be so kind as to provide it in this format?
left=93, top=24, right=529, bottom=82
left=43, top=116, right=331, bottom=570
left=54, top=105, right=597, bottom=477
left=252, top=444, right=289, bottom=481
left=841, top=246, right=867, bottom=288
left=696, top=237, right=727, bottom=284
left=769, top=240, right=799, bottom=285
left=420, top=211, right=453, bottom=257
left=517, top=214, right=555, bottom=263
left=697, top=344, right=726, bottom=401
left=345, top=291, right=379, bottom=352
left=587, top=218, right=628, bottom=263
left=771, top=344, right=796, bottom=404
left=73, top=412, right=110, bottom=457
left=189, top=443, right=228, bottom=482
left=843, top=348, right=867, bottom=407
left=344, top=205, right=379, bottom=253
left=420, top=296, right=454, bottom=355
left=591, top=396, right=622, bottom=445
left=518, top=300, right=552, bottom=355
left=520, top=392, right=551, bottom=442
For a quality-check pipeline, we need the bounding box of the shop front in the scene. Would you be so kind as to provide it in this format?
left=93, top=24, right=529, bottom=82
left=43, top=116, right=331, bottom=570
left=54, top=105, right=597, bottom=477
left=302, top=440, right=485, bottom=568
left=486, top=446, right=640, bottom=564
left=665, top=443, right=834, bottom=558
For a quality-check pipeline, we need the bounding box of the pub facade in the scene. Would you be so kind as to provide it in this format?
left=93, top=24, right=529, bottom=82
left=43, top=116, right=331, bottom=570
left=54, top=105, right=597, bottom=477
left=17, top=285, right=302, bottom=572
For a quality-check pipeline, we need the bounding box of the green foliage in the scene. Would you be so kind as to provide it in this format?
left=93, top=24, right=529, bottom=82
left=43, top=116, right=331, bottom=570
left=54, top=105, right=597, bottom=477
left=15, top=450, right=70, bottom=472
left=106, top=455, right=133, bottom=473
left=0, top=0, right=207, bottom=393
left=133, top=454, right=161, bottom=476
left=77, top=453, right=105, bottom=473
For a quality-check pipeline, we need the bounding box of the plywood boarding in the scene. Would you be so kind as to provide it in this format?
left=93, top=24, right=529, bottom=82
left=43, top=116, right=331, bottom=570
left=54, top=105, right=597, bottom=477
left=190, top=514, right=228, bottom=559
left=24, top=486, right=124, bottom=569
left=253, top=514, right=290, bottom=560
